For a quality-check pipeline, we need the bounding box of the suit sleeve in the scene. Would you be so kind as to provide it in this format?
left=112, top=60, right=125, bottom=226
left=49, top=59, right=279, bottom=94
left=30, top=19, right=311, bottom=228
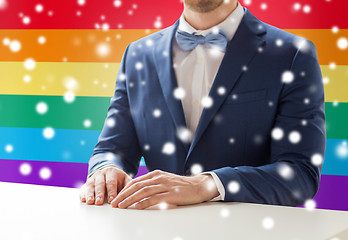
left=211, top=39, right=326, bottom=206
left=87, top=43, right=142, bottom=178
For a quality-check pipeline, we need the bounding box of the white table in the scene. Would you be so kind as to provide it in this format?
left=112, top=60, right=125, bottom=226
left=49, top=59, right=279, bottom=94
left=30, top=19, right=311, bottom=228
left=0, top=181, right=347, bottom=240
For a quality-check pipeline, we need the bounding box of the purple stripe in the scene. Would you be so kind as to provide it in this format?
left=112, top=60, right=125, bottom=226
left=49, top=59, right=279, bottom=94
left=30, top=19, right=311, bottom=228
left=311, top=175, right=348, bottom=212
left=0, top=159, right=347, bottom=211
left=0, top=158, right=88, bottom=188
left=0, top=158, right=147, bottom=188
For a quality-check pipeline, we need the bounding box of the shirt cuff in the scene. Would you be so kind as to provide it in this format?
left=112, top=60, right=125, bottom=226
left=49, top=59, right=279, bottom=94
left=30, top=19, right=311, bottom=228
left=200, top=171, right=225, bottom=201
left=87, top=163, right=121, bottom=179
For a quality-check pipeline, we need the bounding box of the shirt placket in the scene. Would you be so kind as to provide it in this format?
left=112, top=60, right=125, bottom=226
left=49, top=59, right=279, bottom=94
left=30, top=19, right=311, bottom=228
left=190, top=44, right=205, bottom=134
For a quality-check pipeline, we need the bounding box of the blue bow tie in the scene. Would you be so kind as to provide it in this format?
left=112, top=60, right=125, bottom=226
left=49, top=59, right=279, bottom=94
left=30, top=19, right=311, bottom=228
left=175, top=29, right=229, bottom=52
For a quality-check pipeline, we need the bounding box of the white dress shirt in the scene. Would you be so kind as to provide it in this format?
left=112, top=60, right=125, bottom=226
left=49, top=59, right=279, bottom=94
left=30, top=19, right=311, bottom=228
left=173, top=1, right=245, bottom=201
left=89, top=1, right=245, bottom=202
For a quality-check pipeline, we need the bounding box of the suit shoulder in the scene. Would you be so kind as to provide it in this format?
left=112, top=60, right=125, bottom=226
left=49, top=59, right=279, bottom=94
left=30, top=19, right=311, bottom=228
left=127, top=24, right=174, bottom=50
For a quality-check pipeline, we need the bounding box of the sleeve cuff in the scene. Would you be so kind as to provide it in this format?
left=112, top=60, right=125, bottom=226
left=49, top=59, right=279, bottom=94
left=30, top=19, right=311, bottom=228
left=200, top=171, right=226, bottom=201
left=87, top=163, right=121, bottom=179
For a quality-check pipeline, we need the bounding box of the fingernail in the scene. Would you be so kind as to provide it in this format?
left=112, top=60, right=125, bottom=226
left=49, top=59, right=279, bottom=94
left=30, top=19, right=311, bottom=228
left=87, top=196, right=93, bottom=202
left=108, top=196, right=114, bottom=202
left=96, top=196, right=101, bottom=202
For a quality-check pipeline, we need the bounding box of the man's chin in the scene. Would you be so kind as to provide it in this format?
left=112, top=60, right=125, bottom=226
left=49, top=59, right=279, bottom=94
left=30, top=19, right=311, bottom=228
left=185, top=0, right=225, bottom=13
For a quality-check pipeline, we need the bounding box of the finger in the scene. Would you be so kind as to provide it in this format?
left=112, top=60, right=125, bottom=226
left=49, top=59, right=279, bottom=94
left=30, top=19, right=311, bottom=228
left=118, top=170, right=162, bottom=195
left=105, top=171, right=118, bottom=203
left=79, top=185, right=86, bottom=202
left=134, top=192, right=170, bottom=210
left=85, top=178, right=95, bottom=205
left=111, top=177, right=161, bottom=208
left=94, top=174, right=106, bottom=205
left=118, top=185, right=166, bottom=209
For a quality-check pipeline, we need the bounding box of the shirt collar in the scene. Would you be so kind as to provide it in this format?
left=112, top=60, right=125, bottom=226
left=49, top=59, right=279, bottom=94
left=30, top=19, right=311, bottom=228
left=178, top=1, right=245, bottom=41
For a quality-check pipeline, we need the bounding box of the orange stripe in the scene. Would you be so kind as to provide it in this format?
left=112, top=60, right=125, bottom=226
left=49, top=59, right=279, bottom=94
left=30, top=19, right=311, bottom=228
left=0, top=29, right=159, bottom=63
left=0, top=29, right=347, bottom=64
left=286, top=29, right=348, bottom=66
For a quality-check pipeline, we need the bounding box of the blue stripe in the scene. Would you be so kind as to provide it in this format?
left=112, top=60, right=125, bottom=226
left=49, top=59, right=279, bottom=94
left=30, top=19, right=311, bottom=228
left=0, top=127, right=346, bottom=174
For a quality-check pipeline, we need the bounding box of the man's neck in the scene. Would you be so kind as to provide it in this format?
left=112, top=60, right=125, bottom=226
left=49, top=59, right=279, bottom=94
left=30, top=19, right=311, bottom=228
left=182, top=0, right=238, bottom=30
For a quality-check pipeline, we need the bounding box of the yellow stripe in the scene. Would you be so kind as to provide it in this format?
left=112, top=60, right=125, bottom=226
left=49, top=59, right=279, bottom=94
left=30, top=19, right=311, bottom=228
left=0, top=62, right=346, bottom=101
left=322, top=65, right=348, bottom=103
left=0, top=62, right=120, bottom=97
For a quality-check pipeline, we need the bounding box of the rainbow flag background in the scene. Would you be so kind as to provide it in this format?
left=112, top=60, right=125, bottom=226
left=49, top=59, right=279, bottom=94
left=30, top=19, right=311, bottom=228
left=0, top=0, right=347, bottom=211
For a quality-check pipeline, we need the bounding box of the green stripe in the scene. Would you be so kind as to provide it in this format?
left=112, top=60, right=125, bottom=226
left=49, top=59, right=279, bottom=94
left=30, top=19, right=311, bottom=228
left=0, top=95, right=110, bottom=130
left=325, top=102, right=348, bottom=139
left=0, top=95, right=346, bottom=139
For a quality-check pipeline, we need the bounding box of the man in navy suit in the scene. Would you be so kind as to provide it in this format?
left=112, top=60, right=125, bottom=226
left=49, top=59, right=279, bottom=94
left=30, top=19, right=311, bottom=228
left=80, top=0, right=326, bottom=210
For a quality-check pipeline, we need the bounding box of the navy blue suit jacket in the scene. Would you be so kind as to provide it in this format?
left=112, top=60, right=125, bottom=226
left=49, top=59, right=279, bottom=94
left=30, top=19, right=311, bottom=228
left=88, top=7, right=326, bottom=206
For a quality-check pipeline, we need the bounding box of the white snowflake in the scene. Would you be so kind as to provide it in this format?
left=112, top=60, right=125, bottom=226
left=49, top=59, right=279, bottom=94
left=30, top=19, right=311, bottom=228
left=329, top=62, right=336, bottom=69
left=173, top=87, right=186, bottom=100
left=190, top=164, right=203, bottom=175
left=336, top=141, right=348, bottom=158
left=9, top=40, right=21, bottom=52
left=39, top=167, right=52, bottom=180
left=217, top=86, right=226, bottom=95
left=0, top=0, right=8, bottom=9
left=22, top=16, right=30, bottom=25
left=144, top=144, right=150, bottom=151
left=311, top=153, right=323, bottom=166
left=2, top=37, right=10, bottom=46
left=337, top=37, right=348, bottom=50
left=304, top=199, right=316, bottom=211
left=277, top=163, right=294, bottom=180
left=135, top=61, right=143, bottom=70
left=228, top=181, right=240, bottom=194
left=176, top=126, right=193, bottom=143
left=243, top=0, right=251, bottom=6
left=23, top=74, right=31, bottom=83
left=153, top=109, right=161, bottom=118
left=43, top=127, right=55, bottom=139
left=281, top=70, right=294, bottom=84
left=35, top=4, right=43, bottom=12
left=106, top=118, right=116, bottom=127
left=262, top=217, right=274, bottom=230
left=162, top=142, right=175, bottom=155
left=260, top=3, right=267, bottom=10
left=24, top=58, right=36, bottom=70
left=83, top=119, right=92, bottom=128
left=302, top=5, right=311, bottom=13
left=154, top=16, right=162, bottom=28
left=38, top=36, right=46, bottom=44
left=275, top=39, right=283, bottom=47
left=36, top=102, right=48, bottom=114
left=331, top=26, right=339, bottom=34
left=201, top=96, right=213, bottom=108
left=63, top=76, right=79, bottom=91
left=64, top=91, right=75, bottom=103
left=271, top=127, right=284, bottom=140
left=220, top=208, right=230, bottom=218
left=293, top=3, right=301, bottom=11
left=114, top=0, right=122, bottom=7
left=5, top=144, right=13, bottom=153
left=288, top=130, right=301, bottom=144
left=96, top=43, right=110, bottom=57
left=19, top=163, right=32, bottom=176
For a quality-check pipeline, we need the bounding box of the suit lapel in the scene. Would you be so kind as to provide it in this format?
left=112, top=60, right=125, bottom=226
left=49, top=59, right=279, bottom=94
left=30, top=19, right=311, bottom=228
left=185, top=8, right=267, bottom=162
left=152, top=19, right=191, bottom=153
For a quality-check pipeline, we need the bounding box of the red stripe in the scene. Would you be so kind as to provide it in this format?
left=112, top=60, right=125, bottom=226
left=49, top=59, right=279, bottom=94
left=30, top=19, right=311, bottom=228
left=0, top=0, right=346, bottom=29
